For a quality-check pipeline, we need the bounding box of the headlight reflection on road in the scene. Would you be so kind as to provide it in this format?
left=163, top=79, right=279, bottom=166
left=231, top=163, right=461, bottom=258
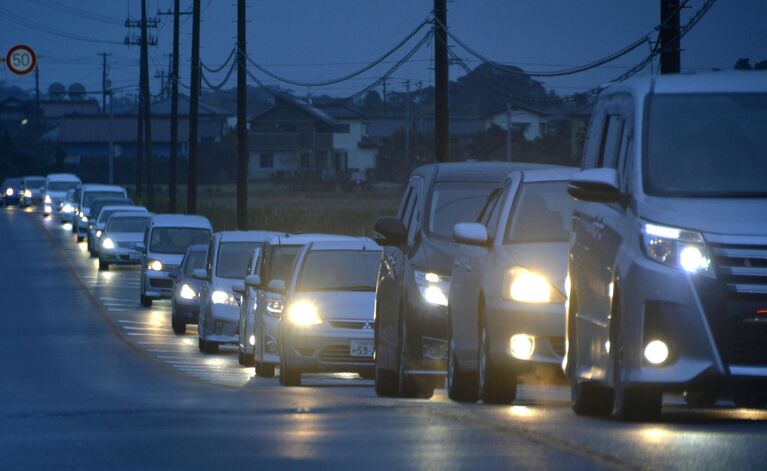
left=507, top=405, right=538, bottom=418
left=639, top=426, right=672, bottom=445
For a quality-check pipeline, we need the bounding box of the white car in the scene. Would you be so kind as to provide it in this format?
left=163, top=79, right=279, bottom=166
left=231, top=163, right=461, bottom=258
left=74, top=184, right=128, bottom=242
left=90, top=205, right=148, bottom=257
left=42, top=174, right=81, bottom=217
left=98, top=212, right=153, bottom=271
left=19, top=175, right=46, bottom=208
left=139, top=214, right=212, bottom=307
left=279, top=238, right=381, bottom=386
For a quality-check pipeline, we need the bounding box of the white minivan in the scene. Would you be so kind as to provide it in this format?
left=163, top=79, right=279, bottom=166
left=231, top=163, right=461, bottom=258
left=566, top=72, right=767, bottom=420
left=42, top=173, right=81, bottom=217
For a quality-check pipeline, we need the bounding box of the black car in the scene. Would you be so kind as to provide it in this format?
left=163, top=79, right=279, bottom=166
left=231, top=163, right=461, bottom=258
left=373, top=162, right=549, bottom=399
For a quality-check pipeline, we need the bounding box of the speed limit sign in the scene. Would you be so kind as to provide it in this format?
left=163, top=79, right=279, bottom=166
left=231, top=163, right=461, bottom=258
left=5, top=45, right=37, bottom=76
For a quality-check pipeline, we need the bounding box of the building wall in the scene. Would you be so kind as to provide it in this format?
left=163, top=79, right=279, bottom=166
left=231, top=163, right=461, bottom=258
left=248, top=150, right=301, bottom=180
left=332, top=119, right=377, bottom=172
left=485, top=109, right=547, bottom=141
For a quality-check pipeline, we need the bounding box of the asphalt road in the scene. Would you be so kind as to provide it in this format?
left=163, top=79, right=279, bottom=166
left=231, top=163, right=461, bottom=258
left=2, top=207, right=767, bottom=470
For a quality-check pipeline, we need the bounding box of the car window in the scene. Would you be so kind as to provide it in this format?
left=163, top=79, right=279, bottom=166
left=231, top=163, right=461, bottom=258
left=296, top=250, right=381, bottom=292
left=426, top=181, right=498, bottom=238
left=598, top=115, right=625, bottom=169
left=47, top=181, right=79, bottom=192
left=216, top=242, right=263, bottom=279
left=398, top=185, right=415, bottom=223
left=477, top=188, right=501, bottom=226
left=106, top=216, right=151, bottom=233
left=183, top=251, right=207, bottom=277
left=407, top=179, right=424, bottom=245
left=265, top=245, right=302, bottom=286
left=26, top=179, right=46, bottom=188
left=485, top=188, right=507, bottom=238
left=505, top=182, right=573, bottom=244
left=83, top=191, right=124, bottom=207
left=149, top=228, right=211, bottom=255
left=98, top=208, right=143, bottom=224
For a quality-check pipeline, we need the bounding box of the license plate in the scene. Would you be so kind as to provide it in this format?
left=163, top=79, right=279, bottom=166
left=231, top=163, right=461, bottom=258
left=349, top=339, right=374, bottom=357
left=129, top=253, right=142, bottom=261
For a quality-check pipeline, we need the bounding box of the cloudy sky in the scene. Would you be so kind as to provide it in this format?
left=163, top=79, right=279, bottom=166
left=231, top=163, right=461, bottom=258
left=0, top=0, right=765, bottom=101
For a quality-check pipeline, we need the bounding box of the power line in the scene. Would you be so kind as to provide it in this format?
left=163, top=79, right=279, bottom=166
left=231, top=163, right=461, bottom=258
left=202, top=48, right=236, bottom=74
left=201, top=61, right=236, bottom=90
left=27, top=0, right=125, bottom=26
left=0, top=7, right=123, bottom=45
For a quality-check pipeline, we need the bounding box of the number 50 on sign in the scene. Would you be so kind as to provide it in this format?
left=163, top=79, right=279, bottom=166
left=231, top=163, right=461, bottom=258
left=4, top=45, right=37, bottom=76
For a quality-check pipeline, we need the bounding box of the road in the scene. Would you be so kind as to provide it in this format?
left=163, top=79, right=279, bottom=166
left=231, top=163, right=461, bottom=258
left=1, top=207, right=766, bottom=470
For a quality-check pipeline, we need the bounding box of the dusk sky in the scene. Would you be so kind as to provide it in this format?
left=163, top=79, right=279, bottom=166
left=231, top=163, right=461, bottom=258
left=1, top=0, right=765, bottom=101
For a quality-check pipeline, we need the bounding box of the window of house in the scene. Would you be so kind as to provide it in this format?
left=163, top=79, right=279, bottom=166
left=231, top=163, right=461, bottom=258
left=260, top=153, right=274, bottom=168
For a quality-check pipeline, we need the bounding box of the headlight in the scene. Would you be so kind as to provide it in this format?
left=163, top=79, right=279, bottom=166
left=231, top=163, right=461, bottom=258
left=179, top=283, right=197, bottom=300
left=504, top=267, right=564, bottom=303
left=44, top=194, right=51, bottom=204
left=23, top=189, right=32, bottom=198
left=101, top=238, right=115, bottom=250
left=286, top=301, right=322, bottom=326
left=266, top=299, right=284, bottom=316
left=147, top=260, right=163, bottom=271
left=211, top=290, right=239, bottom=306
left=641, top=222, right=713, bottom=276
left=96, top=230, right=102, bottom=238
left=62, top=204, right=74, bottom=213
left=414, top=270, right=450, bottom=306
left=80, top=215, right=88, bottom=223
left=5, top=188, right=13, bottom=196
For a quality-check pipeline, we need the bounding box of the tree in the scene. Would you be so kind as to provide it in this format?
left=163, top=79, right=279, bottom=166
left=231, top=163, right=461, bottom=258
left=734, top=58, right=752, bottom=70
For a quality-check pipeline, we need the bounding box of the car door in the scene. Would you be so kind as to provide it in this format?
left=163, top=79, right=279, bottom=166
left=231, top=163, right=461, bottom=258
left=254, top=246, right=272, bottom=361
left=199, top=238, right=217, bottom=334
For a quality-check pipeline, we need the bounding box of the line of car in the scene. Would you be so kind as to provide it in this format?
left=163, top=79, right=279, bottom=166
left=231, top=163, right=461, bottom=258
left=5, top=72, right=765, bottom=422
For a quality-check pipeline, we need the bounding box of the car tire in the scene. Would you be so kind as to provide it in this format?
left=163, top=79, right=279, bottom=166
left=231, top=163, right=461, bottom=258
left=397, top=311, right=434, bottom=399
left=279, top=347, right=301, bottom=386
left=76, top=235, right=84, bottom=242
left=374, top=317, right=399, bottom=397
left=238, top=351, right=255, bottom=366
left=446, top=311, right=478, bottom=403
left=683, top=391, right=718, bottom=408
left=569, top=290, right=614, bottom=417
left=98, top=260, right=109, bottom=271
left=478, top=321, right=516, bottom=404
left=172, top=316, right=186, bottom=335
left=198, top=337, right=205, bottom=352
left=260, top=363, right=275, bottom=378
left=202, top=341, right=219, bottom=354
left=140, top=294, right=152, bottom=308
left=359, top=371, right=375, bottom=380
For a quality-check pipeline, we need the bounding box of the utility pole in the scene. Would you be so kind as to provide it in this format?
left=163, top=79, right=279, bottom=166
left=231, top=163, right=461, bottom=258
left=382, top=78, right=387, bottom=116
left=236, top=0, right=249, bottom=229
left=136, top=88, right=144, bottom=198
left=404, top=79, right=411, bottom=173
left=34, top=67, right=40, bottom=125
left=434, top=0, right=449, bottom=162
left=99, top=53, right=111, bottom=114
left=505, top=102, right=512, bottom=162
left=109, top=89, right=114, bottom=184
left=188, top=0, right=202, bottom=214
left=416, top=80, right=423, bottom=133
left=660, top=0, right=681, bottom=74
left=140, top=0, right=154, bottom=210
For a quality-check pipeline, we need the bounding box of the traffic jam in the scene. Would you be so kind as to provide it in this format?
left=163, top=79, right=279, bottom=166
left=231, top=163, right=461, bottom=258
left=3, top=72, right=766, bottom=422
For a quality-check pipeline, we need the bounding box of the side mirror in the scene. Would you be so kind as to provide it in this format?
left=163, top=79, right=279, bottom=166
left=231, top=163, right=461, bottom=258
left=267, top=279, right=285, bottom=294
left=191, top=268, right=208, bottom=281
left=245, top=274, right=262, bottom=289
left=136, top=242, right=146, bottom=253
left=374, top=216, right=407, bottom=246
left=453, top=222, right=489, bottom=246
left=568, top=168, right=621, bottom=203
left=232, top=282, right=246, bottom=295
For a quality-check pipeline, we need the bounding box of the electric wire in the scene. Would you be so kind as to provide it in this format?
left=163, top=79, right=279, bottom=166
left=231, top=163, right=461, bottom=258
left=0, top=7, right=123, bottom=45
left=202, top=48, right=236, bottom=74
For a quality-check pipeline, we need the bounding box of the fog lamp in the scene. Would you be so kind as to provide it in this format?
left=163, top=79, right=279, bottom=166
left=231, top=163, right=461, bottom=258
left=644, top=340, right=669, bottom=365
left=510, top=334, right=535, bottom=360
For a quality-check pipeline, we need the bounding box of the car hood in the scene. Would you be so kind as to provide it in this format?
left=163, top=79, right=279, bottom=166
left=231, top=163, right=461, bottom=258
left=501, top=242, right=570, bottom=296
left=106, top=232, right=143, bottom=243
left=46, top=191, right=68, bottom=199
left=639, top=197, right=767, bottom=237
left=288, top=291, right=375, bottom=321
left=421, top=236, right=460, bottom=276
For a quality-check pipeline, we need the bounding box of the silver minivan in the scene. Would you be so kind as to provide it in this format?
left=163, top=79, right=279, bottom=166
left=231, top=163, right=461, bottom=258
left=566, top=72, right=767, bottom=420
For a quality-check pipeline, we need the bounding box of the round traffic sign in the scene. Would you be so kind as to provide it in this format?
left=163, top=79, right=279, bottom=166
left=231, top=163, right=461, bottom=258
left=5, top=45, right=37, bottom=76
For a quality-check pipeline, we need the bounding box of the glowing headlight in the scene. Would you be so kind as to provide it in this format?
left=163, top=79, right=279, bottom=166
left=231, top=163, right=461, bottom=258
left=101, top=238, right=115, bottom=250
left=644, top=340, right=669, bottom=365
left=44, top=205, right=52, bottom=214
left=211, top=290, right=238, bottom=306
left=179, top=283, right=197, bottom=300
left=641, top=222, right=713, bottom=276
left=266, top=299, right=284, bottom=316
left=504, top=267, right=564, bottom=303
left=147, top=260, right=163, bottom=271
left=414, top=270, right=450, bottom=306
left=249, top=335, right=256, bottom=346
left=5, top=188, right=13, bottom=196
left=44, top=194, right=51, bottom=204
left=23, top=189, right=32, bottom=198
left=510, top=334, right=535, bottom=360
left=80, top=215, right=88, bottom=223
left=62, top=204, right=74, bottom=213
left=286, top=301, right=322, bottom=326
left=96, top=230, right=102, bottom=238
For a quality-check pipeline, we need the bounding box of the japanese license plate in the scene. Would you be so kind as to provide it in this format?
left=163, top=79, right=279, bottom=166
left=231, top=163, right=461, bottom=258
left=349, top=339, right=374, bottom=357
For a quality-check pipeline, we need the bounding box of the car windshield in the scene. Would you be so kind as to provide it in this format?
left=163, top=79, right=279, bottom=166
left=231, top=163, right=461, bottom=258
left=505, top=182, right=573, bottom=243
left=216, top=242, right=263, bottom=279
left=266, top=245, right=302, bottom=284
left=427, top=182, right=498, bottom=238
left=184, top=251, right=207, bottom=277
left=26, top=179, right=45, bottom=188
left=106, top=216, right=150, bottom=233
left=98, top=208, right=142, bottom=224
left=83, top=191, right=124, bottom=207
left=4, top=179, right=20, bottom=189
left=48, top=181, right=79, bottom=192
left=150, top=228, right=211, bottom=254
left=645, top=93, right=767, bottom=197
left=296, top=250, right=381, bottom=292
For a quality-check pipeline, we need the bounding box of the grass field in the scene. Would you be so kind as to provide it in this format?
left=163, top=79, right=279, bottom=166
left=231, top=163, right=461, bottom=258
left=137, top=183, right=403, bottom=236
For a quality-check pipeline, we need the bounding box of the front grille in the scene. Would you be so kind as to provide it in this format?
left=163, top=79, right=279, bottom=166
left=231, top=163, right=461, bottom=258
left=149, top=278, right=174, bottom=289
left=548, top=336, right=565, bottom=357
left=162, top=264, right=180, bottom=272
left=118, top=241, right=138, bottom=249
left=703, top=237, right=767, bottom=365
left=318, top=345, right=373, bottom=364
left=329, top=320, right=373, bottom=330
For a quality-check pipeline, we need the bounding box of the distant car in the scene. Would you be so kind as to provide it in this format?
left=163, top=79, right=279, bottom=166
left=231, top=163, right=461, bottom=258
left=74, top=184, right=128, bottom=241
left=86, top=197, right=134, bottom=252
left=89, top=204, right=146, bottom=256
left=248, top=234, right=359, bottom=377
left=373, top=162, right=549, bottom=399
left=42, top=174, right=81, bottom=217
left=566, top=73, right=767, bottom=420
left=98, top=212, right=153, bottom=271
left=446, top=167, right=576, bottom=404
left=279, top=239, right=381, bottom=386
left=196, top=231, right=277, bottom=354
left=59, top=189, right=79, bottom=224
left=234, top=247, right=263, bottom=366
left=139, top=214, right=212, bottom=307
left=1, top=178, right=21, bottom=207
left=19, top=175, right=46, bottom=208
left=171, top=244, right=209, bottom=334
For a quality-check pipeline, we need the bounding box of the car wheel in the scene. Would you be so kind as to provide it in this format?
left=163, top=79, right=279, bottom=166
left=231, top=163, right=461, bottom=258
left=198, top=337, right=205, bottom=352
left=140, top=294, right=152, bottom=308
left=171, top=316, right=186, bottom=335
left=684, top=391, right=718, bottom=408
left=76, top=235, right=84, bottom=242
left=374, top=317, right=399, bottom=397
left=279, top=345, right=300, bottom=386
left=238, top=351, right=255, bottom=366
left=569, top=290, right=613, bottom=416
left=478, top=321, right=516, bottom=404
left=446, top=310, right=478, bottom=402
left=260, top=363, right=275, bottom=378
left=202, top=341, right=219, bottom=354
left=397, top=311, right=434, bottom=399
left=98, top=260, right=109, bottom=271
left=359, top=371, right=375, bottom=380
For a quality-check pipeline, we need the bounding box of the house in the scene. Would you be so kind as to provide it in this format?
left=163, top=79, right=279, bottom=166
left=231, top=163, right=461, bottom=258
left=39, top=99, right=100, bottom=121
left=484, top=104, right=550, bottom=141
left=318, top=103, right=378, bottom=178
left=365, top=115, right=486, bottom=140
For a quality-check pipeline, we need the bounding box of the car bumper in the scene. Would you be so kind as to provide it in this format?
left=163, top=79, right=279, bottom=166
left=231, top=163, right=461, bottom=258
left=2, top=196, right=20, bottom=205
left=256, top=313, right=281, bottom=365
left=283, top=322, right=375, bottom=373
left=405, top=292, right=449, bottom=371
left=485, top=297, right=565, bottom=368
left=143, top=270, right=175, bottom=299
left=206, top=304, right=239, bottom=344
left=99, top=247, right=143, bottom=264
left=173, top=297, right=200, bottom=322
